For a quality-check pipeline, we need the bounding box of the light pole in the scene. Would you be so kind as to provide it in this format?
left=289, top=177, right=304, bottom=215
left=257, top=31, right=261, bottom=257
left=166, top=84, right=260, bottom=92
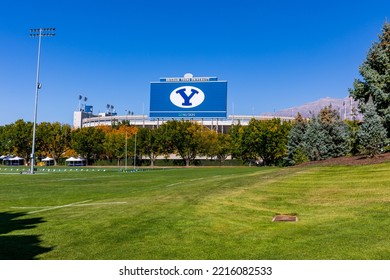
left=125, top=130, right=128, bottom=171
left=133, top=132, right=137, bottom=170
left=124, top=109, right=134, bottom=171
left=29, top=28, right=55, bottom=174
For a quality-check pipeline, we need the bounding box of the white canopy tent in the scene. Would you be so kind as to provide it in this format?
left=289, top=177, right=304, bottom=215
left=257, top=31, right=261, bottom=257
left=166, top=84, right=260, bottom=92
left=41, top=156, right=55, bottom=166
left=3, top=156, right=25, bottom=166
left=65, top=157, right=86, bottom=166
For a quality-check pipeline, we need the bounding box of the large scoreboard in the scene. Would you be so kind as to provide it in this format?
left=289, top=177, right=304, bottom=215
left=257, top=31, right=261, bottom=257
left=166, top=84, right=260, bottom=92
left=150, top=74, right=227, bottom=118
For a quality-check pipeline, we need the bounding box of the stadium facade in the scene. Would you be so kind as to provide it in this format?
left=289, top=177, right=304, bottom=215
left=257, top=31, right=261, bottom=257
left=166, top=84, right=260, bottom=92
left=73, top=74, right=294, bottom=132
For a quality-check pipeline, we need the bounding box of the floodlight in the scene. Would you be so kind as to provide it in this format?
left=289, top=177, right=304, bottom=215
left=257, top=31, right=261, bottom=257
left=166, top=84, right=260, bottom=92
left=29, top=27, right=55, bottom=174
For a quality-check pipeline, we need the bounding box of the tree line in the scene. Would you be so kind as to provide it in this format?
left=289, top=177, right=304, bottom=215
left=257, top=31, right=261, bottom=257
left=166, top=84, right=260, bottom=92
left=0, top=105, right=387, bottom=167
left=0, top=119, right=289, bottom=167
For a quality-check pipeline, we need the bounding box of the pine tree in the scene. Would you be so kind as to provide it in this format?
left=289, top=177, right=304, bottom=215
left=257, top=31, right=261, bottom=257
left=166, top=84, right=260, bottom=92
left=303, top=116, right=332, bottom=161
left=349, top=22, right=390, bottom=135
left=303, top=106, right=349, bottom=161
left=318, top=106, right=349, bottom=158
left=285, top=113, right=308, bottom=165
left=345, top=119, right=360, bottom=155
left=357, top=98, right=387, bottom=157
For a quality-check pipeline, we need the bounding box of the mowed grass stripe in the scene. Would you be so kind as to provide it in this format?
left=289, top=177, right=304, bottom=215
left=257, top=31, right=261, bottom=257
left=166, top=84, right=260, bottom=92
left=0, top=165, right=389, bottom=260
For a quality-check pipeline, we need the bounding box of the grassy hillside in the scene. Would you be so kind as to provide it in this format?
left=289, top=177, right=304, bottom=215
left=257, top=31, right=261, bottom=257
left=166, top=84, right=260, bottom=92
left=0, top=164, right=389, bottom=259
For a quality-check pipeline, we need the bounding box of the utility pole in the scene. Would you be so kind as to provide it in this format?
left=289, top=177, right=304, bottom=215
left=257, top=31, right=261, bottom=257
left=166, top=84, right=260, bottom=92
left=29, top=28, right=55, bottom=174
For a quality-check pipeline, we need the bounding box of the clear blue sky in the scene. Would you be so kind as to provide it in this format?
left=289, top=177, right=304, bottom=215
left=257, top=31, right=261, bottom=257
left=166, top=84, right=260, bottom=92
left=1, top=0, right=389, bottom=125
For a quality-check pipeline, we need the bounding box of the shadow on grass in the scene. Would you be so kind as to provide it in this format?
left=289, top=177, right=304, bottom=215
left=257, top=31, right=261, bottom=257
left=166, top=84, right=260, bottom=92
left=0, top=212, right=52, bottom=260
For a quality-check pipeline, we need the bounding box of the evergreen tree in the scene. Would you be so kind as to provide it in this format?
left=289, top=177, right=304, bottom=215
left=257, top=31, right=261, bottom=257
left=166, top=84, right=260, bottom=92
left=345, top=119, right=360, bottom=156
left=357, top=98, right=387, bottom=157
left=303, top=116, right=332, bottom=161
left=303, top=106, right=349, bottom=161
left=285, top=113, right=308, bottom=165
left=349, top=22, right=390, bottom=135
left=319, top=106, right=349, bottom=158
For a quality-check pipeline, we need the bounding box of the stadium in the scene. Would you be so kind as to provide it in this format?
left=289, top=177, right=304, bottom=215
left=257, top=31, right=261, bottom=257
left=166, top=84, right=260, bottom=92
left=73, top=73, right=294, bottom=131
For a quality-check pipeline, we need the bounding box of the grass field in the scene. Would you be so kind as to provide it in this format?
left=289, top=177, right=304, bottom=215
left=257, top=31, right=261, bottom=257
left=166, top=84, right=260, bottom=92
left=0, top=163, right=389, bottom=260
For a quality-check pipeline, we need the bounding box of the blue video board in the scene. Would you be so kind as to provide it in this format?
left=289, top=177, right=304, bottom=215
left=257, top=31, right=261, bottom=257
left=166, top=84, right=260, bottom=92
left=150, top=76, right=227, bottom=118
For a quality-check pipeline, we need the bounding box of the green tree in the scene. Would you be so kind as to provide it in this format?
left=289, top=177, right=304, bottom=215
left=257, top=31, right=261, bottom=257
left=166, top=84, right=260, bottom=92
left=303, top=116, right=331, bottom=161
left=285, top=113, right=308, bottom=165
left=349, top=22, right=390, bottom=135
left=229, top=122, right=245, bottom=160
left=7, top=120, right=33, bottom=162
left=37, top=122, right=71, bottom=165
left=261, top=119, right=291, bottom=165
left=198, top=127, right=219, bottom=160
left=240, top=118, right=291, bottom=166
left=137, top=127, right=163, bottom=167
left=303, top=106, right=349, bottom=161
left=99, top=125, right=137, bottom=166
left=214, top=133, right=232, bottom=164
left=0, top=125, right=12, bottom=155
left=103, top=130, right=126, bottom=166
left=319, top=105, right=349, bottom=158
left=159, top=120, right=209, bottom=166
left=356, top=98, right=387, bottom=157
left=70, top=127, right=105, bottom=165
left=239, top=121, right=258, bottom=163
left=345, top=119, right=360, bottom=156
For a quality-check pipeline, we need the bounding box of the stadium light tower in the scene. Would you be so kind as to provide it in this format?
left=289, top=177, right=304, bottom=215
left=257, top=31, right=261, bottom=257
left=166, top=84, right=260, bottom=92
left=29, top=28, right=55, bottom=174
